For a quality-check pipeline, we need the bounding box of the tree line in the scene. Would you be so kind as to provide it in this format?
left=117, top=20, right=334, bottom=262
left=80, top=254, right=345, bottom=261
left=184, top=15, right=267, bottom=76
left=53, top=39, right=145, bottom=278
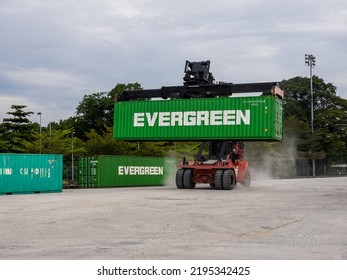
left=1, top=77, right=346, bottom=177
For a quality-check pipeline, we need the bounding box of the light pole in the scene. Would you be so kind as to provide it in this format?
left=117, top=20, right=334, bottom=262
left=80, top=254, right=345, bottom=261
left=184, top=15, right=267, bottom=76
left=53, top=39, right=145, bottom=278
left=71, top=132, right=75, bottom=184
left=37, top=112, right=42, bottom=154
left=305, top=54, right=316, bottom=176
left=49, top=122, right=52, bottom=152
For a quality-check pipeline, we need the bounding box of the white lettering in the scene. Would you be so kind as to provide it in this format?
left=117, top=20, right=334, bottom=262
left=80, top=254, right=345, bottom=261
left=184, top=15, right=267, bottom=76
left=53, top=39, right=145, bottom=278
left=0, top=168, right=13, bottom=175
left=236, top=110, right=250, bottom=125
left=183, top=111, right=196, bottom=126
left=159, top=112, right=171, bottom=126
left=146, top=112, right=158, bottom=126
left=118, top=166, right=123, bottom=175
left=118, top=166, right=164, bottom=175
left=196, top=111, right=209, bottom=125
left=223, top=110, right=236, bottom=125
left=134, top=113, right=144, bottom=127
left=20, top=168, right=29, bottom=175
left=133, top=110, right=251, bottom=127
left=210, top=110, right=223, bottom=125
left=171, top=112, right=183, bottom=126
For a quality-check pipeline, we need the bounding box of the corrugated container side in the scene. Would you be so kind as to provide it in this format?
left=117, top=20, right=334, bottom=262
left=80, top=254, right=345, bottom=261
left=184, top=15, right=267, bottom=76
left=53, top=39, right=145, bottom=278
left=77, top=156, right=176, bottom=188
left=78, top=156, right=98, bottom=188
left=113, top=96, right=283, bottom=141
left=275, top=97, right=284, bottom=140
left=0, top=154, right=63, bottom=195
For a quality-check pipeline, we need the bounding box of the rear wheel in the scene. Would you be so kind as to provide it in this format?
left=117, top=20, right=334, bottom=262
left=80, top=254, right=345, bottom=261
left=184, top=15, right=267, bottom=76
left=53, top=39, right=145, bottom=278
left=175, top=169, right=185, bottom=189
left=222, top=169, right=236, bottom=190
left=214, top=170, right=224, bottom=190
left=183, top=169, right=196, bottom=189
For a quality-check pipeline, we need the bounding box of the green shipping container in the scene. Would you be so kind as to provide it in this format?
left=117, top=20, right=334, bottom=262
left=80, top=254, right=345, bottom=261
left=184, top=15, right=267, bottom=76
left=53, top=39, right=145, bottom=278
left=78, top=155, right=176, bottom=188
left=114, top=96, right=283, bottom=141
left=0, top=154, right=63, bottom=195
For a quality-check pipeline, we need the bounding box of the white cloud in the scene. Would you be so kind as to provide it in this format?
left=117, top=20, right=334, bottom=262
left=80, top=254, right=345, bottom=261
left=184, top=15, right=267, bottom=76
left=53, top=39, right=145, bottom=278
left=0, top=96, right=40, bottom=123
left=2, top=67, right=81, bottom=88
left=1, top=0, right=347, bottom=125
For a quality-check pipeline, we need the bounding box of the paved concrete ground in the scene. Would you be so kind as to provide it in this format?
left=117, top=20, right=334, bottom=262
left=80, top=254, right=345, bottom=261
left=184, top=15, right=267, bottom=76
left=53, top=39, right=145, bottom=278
left=0, top=177, right=346, bottom=260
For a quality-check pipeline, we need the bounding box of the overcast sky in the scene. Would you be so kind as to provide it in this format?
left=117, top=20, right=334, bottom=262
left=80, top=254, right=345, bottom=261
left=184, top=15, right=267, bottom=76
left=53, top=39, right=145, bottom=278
left=1, top=0, right=346, bottom=125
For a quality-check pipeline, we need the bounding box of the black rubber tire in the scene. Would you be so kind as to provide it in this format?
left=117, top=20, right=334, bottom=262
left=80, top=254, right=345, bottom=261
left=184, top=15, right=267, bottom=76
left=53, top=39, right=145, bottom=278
left=241, top=169, right=251, bottom=187
left=222, top=169, right=236, bottom=190
left=214, top=170, right=224, bottom=190
left=175, top=169, right=185, bottom=189
left=183, top=169, right=196, bottom=189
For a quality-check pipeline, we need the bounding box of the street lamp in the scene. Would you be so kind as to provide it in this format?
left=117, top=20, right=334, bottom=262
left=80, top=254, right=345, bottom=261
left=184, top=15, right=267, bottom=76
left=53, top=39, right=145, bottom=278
left=305, top=54, right=316, bottom=176
left=71, top=131, right=75, bottom=184
left=37, top=112, right=42, bottom=154
left=49, top=122, right=52, bottom=152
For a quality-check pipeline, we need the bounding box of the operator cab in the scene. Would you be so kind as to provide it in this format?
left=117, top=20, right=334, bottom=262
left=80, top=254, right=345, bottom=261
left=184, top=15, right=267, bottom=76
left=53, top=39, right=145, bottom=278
left=196, top=141, right=245, bottom=164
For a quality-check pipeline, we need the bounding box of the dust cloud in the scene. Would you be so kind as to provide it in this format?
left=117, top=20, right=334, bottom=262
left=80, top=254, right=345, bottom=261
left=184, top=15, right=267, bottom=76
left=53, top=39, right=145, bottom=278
left=245, top=135, right=298, bottom=179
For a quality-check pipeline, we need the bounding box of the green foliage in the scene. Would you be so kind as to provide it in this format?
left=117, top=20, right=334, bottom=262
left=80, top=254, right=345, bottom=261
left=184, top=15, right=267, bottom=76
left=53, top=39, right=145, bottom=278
left=14, top=127, right=86, bottom=158
left=52, top=117, right=78, bottom=131
left=280, top=76, right=337, bottom=121
left=84, top=126, right=136, bottom=155
left=134, top=142, right=176, bottom=157
left=109, top=82, right=142, bottom=100
left=0, top=105, right=36, bottom=152
left=74, top=83, right=142, bottom=140
left=166, top=142, right=202, bottom=160
left=83, top=126, right=178, bottom=157
left=74, top=91, right=113, bottom=139
left=280, top=76, right=347, bottom=167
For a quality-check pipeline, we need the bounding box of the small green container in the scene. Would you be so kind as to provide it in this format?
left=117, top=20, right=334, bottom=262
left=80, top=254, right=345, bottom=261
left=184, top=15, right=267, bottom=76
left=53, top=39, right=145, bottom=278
left=114, top=96, right=283, bottom=141
left=0, top=154, right=63, bottom=195
left=78, top=155, right=176, bottom=188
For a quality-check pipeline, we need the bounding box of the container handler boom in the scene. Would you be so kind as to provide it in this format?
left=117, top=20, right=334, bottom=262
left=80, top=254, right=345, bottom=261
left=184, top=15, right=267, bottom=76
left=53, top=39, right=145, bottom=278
left=117, top=60, right=283, bottom=101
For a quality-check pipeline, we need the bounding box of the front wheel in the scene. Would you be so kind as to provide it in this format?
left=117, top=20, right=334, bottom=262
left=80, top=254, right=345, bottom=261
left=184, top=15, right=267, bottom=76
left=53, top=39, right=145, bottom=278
left=175, top=169, right=185, bottom=189
left=183, top=169, right=196, bottom=189
left=214, top=170, right=224, bottom=190
left=222, top=169, right=236, bottom=190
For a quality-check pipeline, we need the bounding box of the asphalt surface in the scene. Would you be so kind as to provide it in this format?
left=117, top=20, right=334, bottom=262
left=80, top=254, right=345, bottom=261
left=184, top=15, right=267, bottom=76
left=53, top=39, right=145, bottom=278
left=0, top=177, right=346, bottom=260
